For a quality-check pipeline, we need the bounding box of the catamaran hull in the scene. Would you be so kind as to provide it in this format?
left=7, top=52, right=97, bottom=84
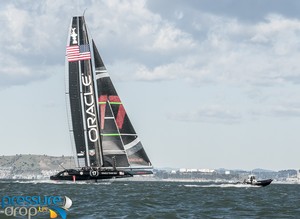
left=50, top=169, right=133, bottom=181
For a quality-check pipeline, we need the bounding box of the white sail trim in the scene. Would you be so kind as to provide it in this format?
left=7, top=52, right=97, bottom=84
left=103, top=150, right=126, bottom=155
left=124, top=138, right=140, bottom=150
left=96, top=70, right=107, bottom=73
left=96, top=72, right=109, bottom=79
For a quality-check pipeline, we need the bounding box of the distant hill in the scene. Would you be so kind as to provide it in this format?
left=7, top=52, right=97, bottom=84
left=252, top=168, right=275, bottom=173
left=0, top=155, right=297, bottom=182
left=0, top=154, right=75, bottom=174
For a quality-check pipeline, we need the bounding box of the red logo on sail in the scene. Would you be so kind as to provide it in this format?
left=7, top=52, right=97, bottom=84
left=99, top=95, right=126, bottom=129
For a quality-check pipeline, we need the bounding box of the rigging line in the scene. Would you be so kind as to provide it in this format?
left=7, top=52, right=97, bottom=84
left=83, top=8, right=87, bottom=16
left=59, top=164, right=66, bottom=170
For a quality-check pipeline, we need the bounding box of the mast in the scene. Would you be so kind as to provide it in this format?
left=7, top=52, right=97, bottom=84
left=65, top=16, right=103, bottom=168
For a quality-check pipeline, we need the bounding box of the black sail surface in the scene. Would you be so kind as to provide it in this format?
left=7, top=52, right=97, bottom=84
left=93, top=42, right=152, bottom=169
left=66, top=17, right=102, bottom=168
left=66, top=16, right=152, bottom=171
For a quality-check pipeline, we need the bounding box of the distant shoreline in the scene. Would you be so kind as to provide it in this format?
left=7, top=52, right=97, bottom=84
left=0, top=154, right=298, bottom=182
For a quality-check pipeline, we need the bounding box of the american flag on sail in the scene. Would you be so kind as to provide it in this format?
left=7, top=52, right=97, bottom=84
left=66, top=45, right=91, bottom=62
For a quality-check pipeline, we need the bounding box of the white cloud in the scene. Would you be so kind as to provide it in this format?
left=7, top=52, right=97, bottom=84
left=135, top=57, right=192, bottom=81
left=133, top=13, right=300, bottom=86
left=2, top=1, right=300, bottom=91
left=168, top=105, right=242, bottom=124
left=249, top=96, right=300, bottom=118
left=86, top=0, right=196, bottom=56
left=271, top=105, right=300, bottom=117
left=141, top=23, right=196, bottom=52
left=0, top=1, right=69, bottom=88
left=3, top=5, right=30, bottom=43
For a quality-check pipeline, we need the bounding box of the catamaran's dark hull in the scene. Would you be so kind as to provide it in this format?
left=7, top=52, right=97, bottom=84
left=244, top=179, right=273, bottom=187
left=50, top=169, right=133, bottom=181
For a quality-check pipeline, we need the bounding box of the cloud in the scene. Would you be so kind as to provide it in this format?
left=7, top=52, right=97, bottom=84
left=0, top=1, right=69, bottom=88
left=0, top=0, right=200, bottom=88
left=168, top=105, right=242, bottom=124
left=2, top=0, right=300, bottom=91
left=270, top=105, right=300, bottom=117
left=81, top=6, right=300, bottom=89
left=250, top=100, right=300, bottom=118
left=140, top=23, right=196, bottom=52
left=131, top=13, right=300, bottom=87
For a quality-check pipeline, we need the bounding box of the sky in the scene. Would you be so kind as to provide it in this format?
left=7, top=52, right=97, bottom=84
left=1, top=0, right=300, bottom=171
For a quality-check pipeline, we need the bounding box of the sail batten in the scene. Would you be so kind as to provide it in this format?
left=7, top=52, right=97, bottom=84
left=65, top=16, right=152, bottom=172
left=103, top=150, right=126, bottom=155
left=95, top=70, right=107, bottom=73
left=124, top=138, right=140, bottom=150
left=96, top=73, right=109, bottom=79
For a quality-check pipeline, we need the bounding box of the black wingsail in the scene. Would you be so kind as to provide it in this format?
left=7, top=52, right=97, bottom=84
left=93, top=41, right=152, bottom=170
left=61, top=16, right=152, bottom=179
left=66, top=16, right=103, bottom=168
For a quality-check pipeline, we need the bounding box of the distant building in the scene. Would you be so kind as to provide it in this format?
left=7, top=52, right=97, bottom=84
left=179, top=168, right=215, bottom=173
left=198, top=169, right=215, bottom=173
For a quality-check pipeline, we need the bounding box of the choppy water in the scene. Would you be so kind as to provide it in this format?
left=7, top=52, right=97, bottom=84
left=0, top=180, right=299, bottom=218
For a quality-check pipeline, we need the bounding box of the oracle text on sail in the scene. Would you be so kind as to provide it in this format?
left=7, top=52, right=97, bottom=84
left=82, top=75, right=99, bottom=143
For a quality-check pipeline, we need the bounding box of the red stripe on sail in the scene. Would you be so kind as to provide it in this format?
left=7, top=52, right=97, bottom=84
left=109, top=96, right=125, bottom=129
left=116, top=104, right=126, bottom=129
left=99, top=95, right=125, bottom=129
left=99, top=95, right=108, bottom=102
left=99, top=95, right=108, bottom=129
left=109, top=96, right=121, bottom=102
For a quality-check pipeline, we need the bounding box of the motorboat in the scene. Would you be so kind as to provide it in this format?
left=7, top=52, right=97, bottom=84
left=242, top=175, right=273, bottom=187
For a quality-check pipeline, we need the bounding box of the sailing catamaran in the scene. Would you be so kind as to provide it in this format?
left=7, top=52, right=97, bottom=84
left=50, top=16, right=152, bottom=181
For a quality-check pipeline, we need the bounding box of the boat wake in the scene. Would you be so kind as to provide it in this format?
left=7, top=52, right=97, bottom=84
left=4, top=180, right=112, bottom=185
left=183, top=183, right=260, bottom=188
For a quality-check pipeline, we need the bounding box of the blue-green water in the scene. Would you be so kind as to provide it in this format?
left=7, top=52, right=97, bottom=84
left=0, top=180, right=299, bottom=218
